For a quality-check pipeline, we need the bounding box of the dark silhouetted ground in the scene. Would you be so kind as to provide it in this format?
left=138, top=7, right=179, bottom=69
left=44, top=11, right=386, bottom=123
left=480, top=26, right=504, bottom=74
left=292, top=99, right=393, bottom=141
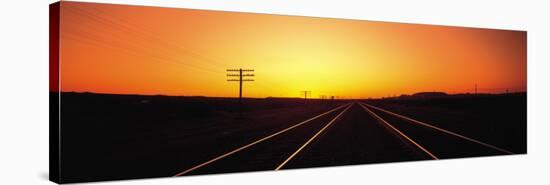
left=54, top=92, right=526, bottom=183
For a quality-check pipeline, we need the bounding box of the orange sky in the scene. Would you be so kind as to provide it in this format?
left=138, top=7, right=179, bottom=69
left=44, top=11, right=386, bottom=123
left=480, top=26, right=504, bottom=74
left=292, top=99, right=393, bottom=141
left=58, top=2, right=526, bottom=98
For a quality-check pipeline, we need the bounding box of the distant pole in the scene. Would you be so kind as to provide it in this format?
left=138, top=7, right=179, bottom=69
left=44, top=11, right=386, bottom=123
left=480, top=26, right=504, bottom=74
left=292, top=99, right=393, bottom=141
left=239, top=69, right=242, bottom=102
left=475, top=84, right=477, bottom=95
left=301, top=90, right=311, bottom=100
left=227, top=68, right=254, bottom=105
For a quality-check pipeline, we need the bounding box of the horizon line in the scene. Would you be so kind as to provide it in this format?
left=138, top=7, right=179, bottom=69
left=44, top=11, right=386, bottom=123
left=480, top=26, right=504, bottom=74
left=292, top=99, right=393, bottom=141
left=52, top=90, right=527, bottom=100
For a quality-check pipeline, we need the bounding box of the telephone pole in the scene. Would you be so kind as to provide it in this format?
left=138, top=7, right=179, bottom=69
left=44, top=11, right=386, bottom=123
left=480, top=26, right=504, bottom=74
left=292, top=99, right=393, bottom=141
left=227, top=68, right=254, bottom=104
left=301, top=90, right=311, bottom=100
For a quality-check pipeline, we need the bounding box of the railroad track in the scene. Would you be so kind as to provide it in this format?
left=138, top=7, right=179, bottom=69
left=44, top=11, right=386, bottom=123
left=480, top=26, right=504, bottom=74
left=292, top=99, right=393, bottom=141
left=358, top=102, right=513, bottom=159
left=173, top=101, right=514, bottom=177
left=173, top=102, right=353, bottom=176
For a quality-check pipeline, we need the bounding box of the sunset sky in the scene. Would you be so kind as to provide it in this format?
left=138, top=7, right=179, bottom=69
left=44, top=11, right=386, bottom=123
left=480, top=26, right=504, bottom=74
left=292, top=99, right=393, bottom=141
left=58, top=2, right=526, bottom=98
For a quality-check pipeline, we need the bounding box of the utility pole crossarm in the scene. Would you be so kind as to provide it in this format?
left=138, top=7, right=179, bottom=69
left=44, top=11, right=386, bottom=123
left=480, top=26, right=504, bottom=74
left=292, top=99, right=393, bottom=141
left=227, top=68, right=254, bottom=103
left=227, top=74, right=254, bottom=77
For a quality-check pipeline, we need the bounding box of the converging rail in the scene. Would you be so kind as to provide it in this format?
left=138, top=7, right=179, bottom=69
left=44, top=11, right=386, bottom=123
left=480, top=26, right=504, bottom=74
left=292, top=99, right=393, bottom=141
left=360, top=102, right=514, bottom=155
left=358, top=102, right=439, bottom=159
left=276, top=103, right=353, bottom=170
left=173, top=103, right=352, bottom=176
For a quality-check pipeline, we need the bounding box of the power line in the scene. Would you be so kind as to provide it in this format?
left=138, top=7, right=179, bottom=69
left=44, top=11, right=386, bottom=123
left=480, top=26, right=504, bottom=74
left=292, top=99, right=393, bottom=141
left=64, top=6, right=224, bottom=74
left=63, top=6, right=304, bottom=98
left=85, top=5, right=228, bottom=70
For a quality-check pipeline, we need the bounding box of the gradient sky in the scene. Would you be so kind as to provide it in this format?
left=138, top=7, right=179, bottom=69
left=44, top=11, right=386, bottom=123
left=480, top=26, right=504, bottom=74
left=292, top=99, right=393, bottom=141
left=58, top=2, right=526, bottom=98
